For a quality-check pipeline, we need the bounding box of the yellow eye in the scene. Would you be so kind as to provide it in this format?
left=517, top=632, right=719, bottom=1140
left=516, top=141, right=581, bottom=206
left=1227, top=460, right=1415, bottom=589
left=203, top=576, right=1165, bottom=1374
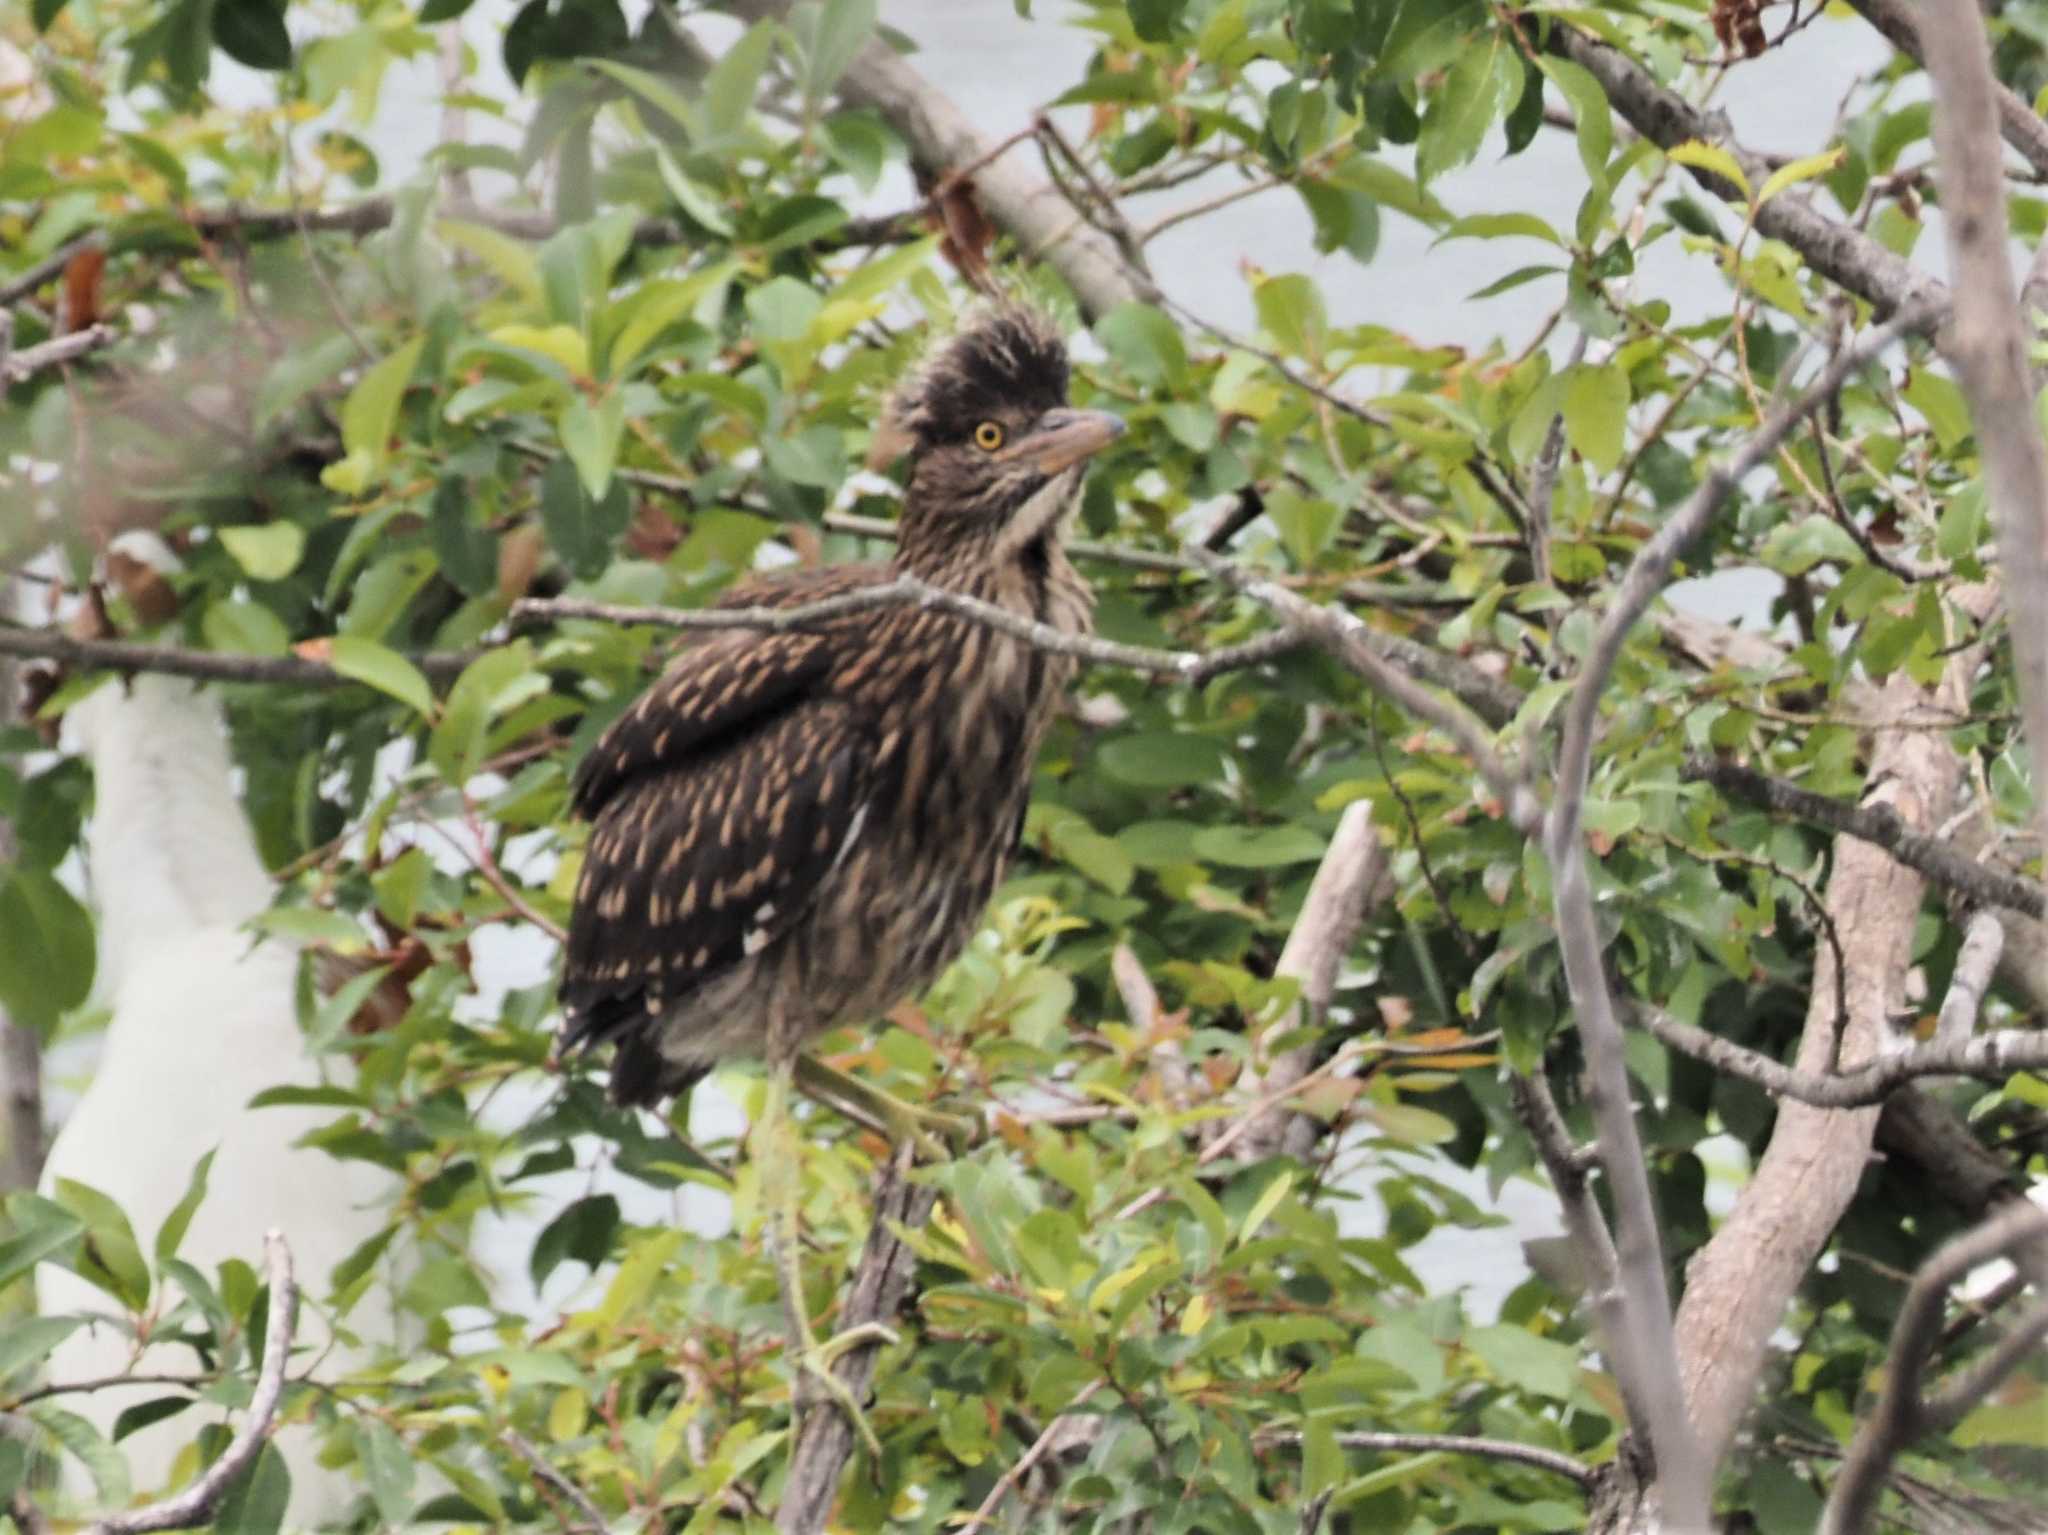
left=973, top=420, right=1005, bottom=451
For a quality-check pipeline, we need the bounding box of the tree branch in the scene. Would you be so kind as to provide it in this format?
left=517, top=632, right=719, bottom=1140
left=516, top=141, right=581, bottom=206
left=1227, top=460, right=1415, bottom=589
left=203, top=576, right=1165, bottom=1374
left=0, top=625, right=476, bottom=691
left=1186, top=550, right=1541, bottom=832
left=1255, top=1428, right=1595, bottom=1489
left=501, top=1429, right=605, bottom=1534
left=1235, top=800, right=1388, bottom=1162
left=776, top=1142, right=938, bottom=1534
left=0, top=324, right=118, bottom=384
left=1917, top=0, right=2048, bottom=850
left=1550, top=27, right=1945, bottom=319
left=1819, top=1202, right=2048, bottom=1535
left=1845, top=0, right=2048, bottom=179
left=85, top=1231, right=298, bottom=1535
left=514, top=584, right=1293, bottom=683
left=1684, top=757, right=2046, bottom=920
left=1631, top=1002, right=2048, bottom=1107
left=1538, top=278, right=1940, bottom=1535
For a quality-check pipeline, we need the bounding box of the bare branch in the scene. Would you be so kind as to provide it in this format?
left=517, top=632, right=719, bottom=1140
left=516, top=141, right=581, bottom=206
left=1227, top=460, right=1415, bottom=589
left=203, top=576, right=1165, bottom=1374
left=959, top=1382, right=1102, bottom=1530
left=1685, top=757, right=2046, bottom=920
left=0, top=325, right=117, bottom=384
left=1820, top=1202, right=2048, bottom=1535
left=515, top=584, right=1291, bottom=683
left=1631, top=1002, right=2048, bottom=1107
left=722, top=1, right=1152, bottom=322
left=1255, top=1427, right=1596, bottom=1489
left=776, top=1142, right=938, bottom=1534
left=501, top=1430, right=606, bottom=1534
left=1918, top=0, right=2048, bottom=849
left=1186, top=550, right=1541, bottom=832
left=1235, top=801, right=1389, bottom=1162
left=87, top=1231, right=298, bottom=1535
left=0, top=625, right=475, bottom=690
left=1935, top=911, right=2005, bottom=1050
left=1550, top=27, right=1944, bottom=319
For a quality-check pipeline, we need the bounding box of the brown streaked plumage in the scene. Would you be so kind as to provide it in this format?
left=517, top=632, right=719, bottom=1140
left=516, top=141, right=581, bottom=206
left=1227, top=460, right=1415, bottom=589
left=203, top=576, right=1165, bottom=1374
left=560, top=304, right=1121, bottom=1107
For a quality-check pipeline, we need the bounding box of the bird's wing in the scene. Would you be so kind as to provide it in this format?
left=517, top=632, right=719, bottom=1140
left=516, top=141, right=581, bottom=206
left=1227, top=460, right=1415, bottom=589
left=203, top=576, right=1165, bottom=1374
left=566, top=563, right=883, bottom=818
left=560, top=699, right=871, bottom=1044
left=562, top=565, right=889, bottom=1051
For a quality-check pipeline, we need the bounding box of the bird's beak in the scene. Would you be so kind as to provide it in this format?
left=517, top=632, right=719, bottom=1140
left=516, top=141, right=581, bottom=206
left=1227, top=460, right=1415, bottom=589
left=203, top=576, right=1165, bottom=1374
left=1009, top=408, right=1125, bottom=474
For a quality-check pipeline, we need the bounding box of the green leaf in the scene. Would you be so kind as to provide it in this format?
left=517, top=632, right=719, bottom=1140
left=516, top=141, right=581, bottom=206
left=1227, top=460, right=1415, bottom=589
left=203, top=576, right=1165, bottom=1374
left=0, top=1200, right=86, bottom=1290
left=1538, top=57, right=1611, bottom=182
left=704, top=21, right=776, bottom=143
left=0, top=867, right=94, bottom=1032
left=50, top=1178, right=151, bottom=1310
left=746, top=276, right=823, bottom=344
left=217, top=522, right=305, bottom=582
left=538, top=455, right=630, bottom=580
left=0, top=1315, right=85, bottom=1381
left=154, top=1148, right=216, bottom=1264
left=1666, top=140, right=1751, bottom=202
left=801, top=0, right=877, bottom=110
left=1299, top=180, right=1381, bottom=264
left=1465, top=1323, right=1581, bottom=1400
left=340, top=335, right=427, bottom=471
left=417, top=0, right=474, bottom=21
left=429, top=476, right=498, bottom=598
left=1098, top=732, right=1229, bottom=789
left=557, top=391, right=624, bottom=500
left=211, top=0, right=292, bottom=71
left=327, top=636, right=435, bottom=715
left=430, top=643, right=541, bottom=785
left=1191, top=824, right=1329, bottom=868
left=1758, top=147, right=1845, bottom=205
left=31, top=1405, right=129, bottom=1507
left=355, top=1419, right=416, bottom=1527
left=215, top=1441, right=291, bottom=1535
left=1095, top=302, right=1188, bottom=390
left=1562, top=361, right=1629, bottom=475
left=1252, top=273, right=1326, bottom=357
left=1903, top=369, right=1971, bottom=450
left=32, top=0, right=69, bottom=30
left=1417, top=37, right=1512, bottom=185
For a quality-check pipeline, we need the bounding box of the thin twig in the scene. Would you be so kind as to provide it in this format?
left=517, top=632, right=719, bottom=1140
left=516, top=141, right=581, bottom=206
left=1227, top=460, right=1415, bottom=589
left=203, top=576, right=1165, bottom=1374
left=1256, top=1427, right=1595, bottom=1489
left=0, top=325, right=118, bottom=384
left=1631, top=1002, right=2048, bottom=1106
left=514, top=583, right=1293, bottom=683
left=1819, top=1202, right=2048, bottom=1535
left=501, top=1429, right=607, bottom=1534
left=959, top=1382, right=1102, bottom=1530
left=87, top=1232, right=298, bottom=1535
left=1686, top=757, right=2046, bottom=920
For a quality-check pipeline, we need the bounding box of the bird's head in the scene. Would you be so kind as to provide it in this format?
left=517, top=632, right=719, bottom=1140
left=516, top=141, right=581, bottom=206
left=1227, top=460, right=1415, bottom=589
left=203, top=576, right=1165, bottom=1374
left=887, top=303, right=1124, bottom=566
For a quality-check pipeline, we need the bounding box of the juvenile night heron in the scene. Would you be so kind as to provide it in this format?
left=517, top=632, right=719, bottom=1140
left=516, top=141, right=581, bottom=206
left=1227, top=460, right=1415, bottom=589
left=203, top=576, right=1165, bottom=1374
left=558, top=302, right=1121, bottom=1441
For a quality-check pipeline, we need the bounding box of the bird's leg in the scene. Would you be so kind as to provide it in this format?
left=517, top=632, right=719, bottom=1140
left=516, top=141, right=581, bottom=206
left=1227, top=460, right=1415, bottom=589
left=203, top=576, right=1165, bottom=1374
left=757, top=1007, right=890, bottom=1462
left=792, top=1053, right=978, bottom=1160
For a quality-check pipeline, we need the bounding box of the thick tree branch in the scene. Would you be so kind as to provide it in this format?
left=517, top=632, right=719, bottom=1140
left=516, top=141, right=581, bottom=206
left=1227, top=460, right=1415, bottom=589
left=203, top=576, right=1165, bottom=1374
left=776, top=1142, right=938, bottom=1534
left=1685, top=757, right=2046, bottom=920
left=1631, top=1002, right=2048, bottom=1107
left=1819, top=1202, right=2048, bottom=1535
left=1918, top=0, right=2048, bottom=847
left=85, top=1231, right=297, bottom=1535
left=723, top=1, right=1153, bottom=322
left=1846, top=0, right=2048, bottom=180
left=1236, top=801, right=1388, bottom=1162
left=1550, top=28, right=1945, bottom=319
left=1541, top=289, right=1939, bottom=1532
